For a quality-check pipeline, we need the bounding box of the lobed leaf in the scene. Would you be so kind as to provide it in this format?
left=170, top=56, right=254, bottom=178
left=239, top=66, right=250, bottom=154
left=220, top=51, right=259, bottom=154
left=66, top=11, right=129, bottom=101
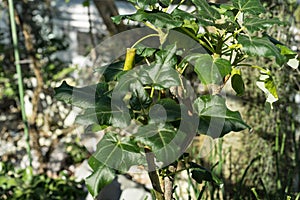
left=129, top=80, right=152, bottom=110
left=256, top=71, right=278, bottom=108
left=192, top=0, right=221, bottom=21
left=232, top=0, right=265, bottom=15
left=93, top=133, right=145, bottom=172
left=54, top=81, right=110, bottom=109
left=244, top=18, right=282, bottom=33
left=138, top=45, right=181, bottom=89
left=75, top=103, right=112, bottom=126
left=194, top=54, right=232, bottom=85
left=149, top=98, right=181, bottom=123
left=86, top=157, right=115, bottom=197
left=135, top=123, right=182, bottom=163
left=238, top=35, right=285, bottom=66
left=194, top=95, right=250, bottom=137
left=130, top=10, right=183, bottom=29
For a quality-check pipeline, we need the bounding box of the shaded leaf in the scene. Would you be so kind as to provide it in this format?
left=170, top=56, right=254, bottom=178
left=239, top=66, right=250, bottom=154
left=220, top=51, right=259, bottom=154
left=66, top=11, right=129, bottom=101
left=94, top=61, right=124, bottom=82
left=75, top=103, right=112, bottom=126
left=111, top=71, right=144, bottom=127
left=129, top=81, right=152, bottom=110
left=54, top=81, right=110, bottom=109
left=171, top=8, right=196, bottom=21
left=94, top=56, right=144, bottom=82
left=189, top=162, right=222, bottom=186
left=136, top=44, right=157, bottom=57
left=231, top=74, right=245, bottom=96
left=194, top=95, right=250, bottom=137
left=149, top=98, right=181, bottom=123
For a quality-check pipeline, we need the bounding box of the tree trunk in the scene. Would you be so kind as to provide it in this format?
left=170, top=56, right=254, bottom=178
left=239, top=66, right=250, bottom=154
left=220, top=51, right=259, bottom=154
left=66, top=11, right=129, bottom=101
left=93, top=0, right=126, bottom=35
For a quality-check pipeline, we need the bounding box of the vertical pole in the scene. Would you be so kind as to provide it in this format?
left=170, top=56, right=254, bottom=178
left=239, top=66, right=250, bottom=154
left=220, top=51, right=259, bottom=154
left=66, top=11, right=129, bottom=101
left=8, top=0, right=32, bottom=167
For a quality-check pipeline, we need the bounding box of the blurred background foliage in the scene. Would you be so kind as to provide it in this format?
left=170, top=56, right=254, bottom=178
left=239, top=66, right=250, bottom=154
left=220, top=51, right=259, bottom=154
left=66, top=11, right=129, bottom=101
left=183, top=0, right=300, bottom=199
left=0, top=0, right=299, bottom=199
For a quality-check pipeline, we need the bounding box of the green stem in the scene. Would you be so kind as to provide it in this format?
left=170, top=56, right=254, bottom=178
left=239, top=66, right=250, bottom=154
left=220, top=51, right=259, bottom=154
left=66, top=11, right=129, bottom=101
left=131, top=33, right=160, bottom=48
left=150, top=87, right=155, bottom=98
left=180, top=27, right=215, bottom=53
left=8, top=0, right=32, bottom=167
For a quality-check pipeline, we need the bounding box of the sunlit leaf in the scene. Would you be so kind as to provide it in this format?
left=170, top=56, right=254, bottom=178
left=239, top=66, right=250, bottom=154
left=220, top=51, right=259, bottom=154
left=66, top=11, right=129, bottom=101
left=194, top=54, right=232, bottom=85
left=256, top=71, right=278, bottom=108
left=128, top=0, right=157, bottom=9
left=232, top=0, right=265, bottom=14
left=244, top=18, right=282, bottom=33
left=131, top=10, right=183, bottom=29
left=86, top=157, right=115, bottom=197
left=138, top=45, right=181, bottom=89
left=238, top=35, right=285, bottom=66
left=93, top=133, right=145, bottom=172
left=135, top=123, right=181, bottom=163
left=192, top=0, right=221, bottom=20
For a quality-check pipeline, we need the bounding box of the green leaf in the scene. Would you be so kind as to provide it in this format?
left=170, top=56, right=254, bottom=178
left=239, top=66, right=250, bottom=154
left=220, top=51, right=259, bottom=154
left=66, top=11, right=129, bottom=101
left=276, top=44, right=299, bottom=69
left=112, top=15, right=125, bottom=24
left=75, top=103, right=112, bottom=126
left=130, top=10, right=183, bottom=29
left=111, top=71, right=144, bottom=128
left=193, top=95, right=250, bottom=137
left=149, top=98, right=181, bottom=123
left=93, top=133, right=145, bottom=172
left=94, top=61, right=124, bottom=82
left=135, top=124, right=176, bottom=151
left=194, top=54, right=232, bottom=85
left=232, top=0, right=265, bottom=15
left=135, top=123, right=181, bottom=163
left=189, top=162, right=222, bottom=186
left=276, top=44, right=297, bottom=57
left=128, top=0, right=157, bottom=9
left=86, top=157, right=115, bottom=197
left=231, top=74, right=245, bottom=96
left=54, top=81, right=110, bottom=108
left=159, top=0, right=171, bottom=7
left=256, top=71, right=278, bottom=108
left=135, top=44, right=157, bottom=57
left=192, top=0, right=221, bottom=21
left=82, top=0, right=89, bottom=7
left=238, top=35, right=285, bottom=66
left=129, top=81, right=152, bottom=110
left=138, top=45, right=181, bottom=89
left=244, top=18, right=282, bottom=33
left=171, top=8, right=197, bottom=21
